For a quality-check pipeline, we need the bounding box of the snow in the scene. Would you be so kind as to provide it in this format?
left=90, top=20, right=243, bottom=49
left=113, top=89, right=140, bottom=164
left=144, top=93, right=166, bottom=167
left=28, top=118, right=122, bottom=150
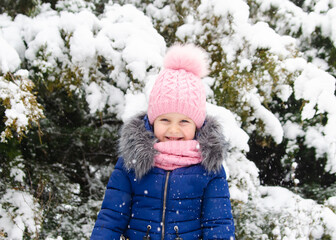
left=226, top=152, right=260, bottom=202
left=244, top=21, right=296, bottom=57
left=146, top=4, right=176, bottom=26
left=283, top=57, right=308, bottom=73
left=0, top=189, right=41, bottom=240
left=283, top=121, right=305, bottom=140
left=244, top=92, right=284, bottom=144
left=70, top=26, right=96, bottom=66
left=293, top=62, right=336, bottom=172
left=0, top=70, right=44, bottom=142
left=326, top=196, right=336, bottom=208
left=0, top=35, right=21, bottom=73
left=10, top=166, right=25, bottom=183
left=275, top=84, right=293, bottom=102
left=4, top=1, right=165, bottom=119
left=294, top=63, right=336, bottom=118
left=258, top=186, right=336, bottom=239
left=198, top=0, right=249, bottom=26
left=207, top=103, right=250, bottom=152
left=121, top=92, right=148, bottom=122
left=85, top=81, right=125, bottom=116
left=59, top=10, right=98, bottom=34
left=1, top=0, right=336, bottom=239
left=323, top=8, right=336, bottom=43
left=99, top=3, right=165, bottom=84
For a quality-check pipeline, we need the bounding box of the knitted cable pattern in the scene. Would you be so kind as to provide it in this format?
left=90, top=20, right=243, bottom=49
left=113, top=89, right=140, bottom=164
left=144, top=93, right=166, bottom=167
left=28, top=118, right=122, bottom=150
left=147, top=43, right=209, bottom=128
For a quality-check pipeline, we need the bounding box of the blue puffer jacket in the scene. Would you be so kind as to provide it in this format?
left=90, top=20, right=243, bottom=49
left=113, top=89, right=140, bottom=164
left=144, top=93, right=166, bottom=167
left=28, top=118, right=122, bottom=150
left=91, top=114, right=235, bottom=240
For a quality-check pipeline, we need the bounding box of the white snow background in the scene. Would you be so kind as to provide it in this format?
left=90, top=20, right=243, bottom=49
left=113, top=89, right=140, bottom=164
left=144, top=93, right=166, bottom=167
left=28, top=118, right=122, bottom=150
left=1, top=0, right=336, bottom=239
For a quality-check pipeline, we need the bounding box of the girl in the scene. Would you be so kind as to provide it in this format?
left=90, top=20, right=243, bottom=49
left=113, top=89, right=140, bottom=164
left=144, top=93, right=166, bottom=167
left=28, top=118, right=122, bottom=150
left=91, top=44, right=235, bottom=240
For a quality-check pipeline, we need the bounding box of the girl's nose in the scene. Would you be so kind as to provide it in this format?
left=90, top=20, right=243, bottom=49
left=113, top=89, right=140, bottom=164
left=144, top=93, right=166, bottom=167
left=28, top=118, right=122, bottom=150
left=168, top=124, right=180, bottom=134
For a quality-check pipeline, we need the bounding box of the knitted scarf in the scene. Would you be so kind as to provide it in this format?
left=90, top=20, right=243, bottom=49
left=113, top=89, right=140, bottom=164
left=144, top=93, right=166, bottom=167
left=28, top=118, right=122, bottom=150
left=154, top=140, right=202, bottom=170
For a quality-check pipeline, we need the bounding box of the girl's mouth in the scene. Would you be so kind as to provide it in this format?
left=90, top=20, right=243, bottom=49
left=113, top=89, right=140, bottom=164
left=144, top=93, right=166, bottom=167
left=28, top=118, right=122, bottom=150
left=165, top=136, right=183, bottom=141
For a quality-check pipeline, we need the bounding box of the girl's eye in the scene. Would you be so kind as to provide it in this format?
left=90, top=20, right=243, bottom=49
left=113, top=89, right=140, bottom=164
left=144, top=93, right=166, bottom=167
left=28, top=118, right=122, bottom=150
left=160, top=118, right=169, bottom=122
left=181, top=119, right=190, bottom=123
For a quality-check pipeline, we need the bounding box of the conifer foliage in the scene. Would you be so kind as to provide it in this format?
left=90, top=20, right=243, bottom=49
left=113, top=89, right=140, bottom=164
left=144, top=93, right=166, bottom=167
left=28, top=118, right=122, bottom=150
left=1, top=0, right=336, bottom=239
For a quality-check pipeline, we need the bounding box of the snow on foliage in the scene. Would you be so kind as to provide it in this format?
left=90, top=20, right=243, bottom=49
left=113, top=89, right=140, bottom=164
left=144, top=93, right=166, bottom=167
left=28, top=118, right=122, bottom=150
left=0, top=189, right=42, bottom=240
left=1, top=0, right=336, bottom=239
left=0, top=156, right=42, bottom=239
left=0, top=70, right=44, bottom=142
left=0, top=35, right=21, bottom=73
left=175, top=0, right=336, bottom=174
left=250, top=186, right=336, bottom=239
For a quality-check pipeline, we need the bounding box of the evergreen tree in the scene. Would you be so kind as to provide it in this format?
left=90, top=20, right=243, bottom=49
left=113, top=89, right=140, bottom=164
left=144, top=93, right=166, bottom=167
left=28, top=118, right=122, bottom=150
left=1, top=0, right=336, bottom=239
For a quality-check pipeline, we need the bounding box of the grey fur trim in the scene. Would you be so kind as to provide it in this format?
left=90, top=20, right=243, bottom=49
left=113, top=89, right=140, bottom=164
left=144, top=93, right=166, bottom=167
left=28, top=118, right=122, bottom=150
left=118, top=113, right=229, bottom=179
left=198, top=116, right=230, bottom=173
left=118, top=113, right=157, bottom=179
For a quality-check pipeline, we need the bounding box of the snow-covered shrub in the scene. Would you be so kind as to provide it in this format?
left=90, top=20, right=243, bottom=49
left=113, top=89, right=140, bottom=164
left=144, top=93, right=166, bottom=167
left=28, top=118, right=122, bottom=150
left=325, top=196, right=336, bottom=213
left=242, top=0, right=336, bottom=190
left=0, top=189, right=42, bottom=240
left=1, top=1, right=166, bottom=239
left=151, top=0, right=336, bottom=182
left=1, top=0, right=336, bottom=239
left=234, top=186, right=336, bottom=239
left=251, top=0, right=336, bottom=74
left=0, top=71, right=44, bottom=142
left=0, top=156, right=43, bottom=240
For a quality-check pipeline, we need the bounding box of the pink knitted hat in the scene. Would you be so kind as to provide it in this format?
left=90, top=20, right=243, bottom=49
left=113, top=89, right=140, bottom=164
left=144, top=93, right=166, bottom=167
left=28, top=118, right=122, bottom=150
left=147, top=44, right=209, bottom=128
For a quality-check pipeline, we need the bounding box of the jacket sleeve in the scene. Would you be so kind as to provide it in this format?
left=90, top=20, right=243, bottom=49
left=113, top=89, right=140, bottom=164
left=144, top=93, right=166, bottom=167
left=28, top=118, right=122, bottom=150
left=201, top=167, right=235, bottom=240
left=91, top=158, right=132, bottom=240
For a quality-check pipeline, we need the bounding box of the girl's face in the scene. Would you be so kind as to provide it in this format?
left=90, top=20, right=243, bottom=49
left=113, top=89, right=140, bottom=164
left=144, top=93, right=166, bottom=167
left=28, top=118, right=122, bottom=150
left=153, top=113, right=196, bottom=142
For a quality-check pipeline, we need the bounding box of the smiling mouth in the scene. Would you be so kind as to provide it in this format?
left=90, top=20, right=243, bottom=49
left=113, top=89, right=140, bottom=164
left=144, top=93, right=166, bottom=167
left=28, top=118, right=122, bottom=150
left=165, top=136, right=184, bottom=141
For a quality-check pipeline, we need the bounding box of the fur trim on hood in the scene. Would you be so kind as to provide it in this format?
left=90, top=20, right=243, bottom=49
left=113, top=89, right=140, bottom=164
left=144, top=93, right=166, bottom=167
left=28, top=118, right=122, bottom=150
left=118, top=113, right=229, bottom=179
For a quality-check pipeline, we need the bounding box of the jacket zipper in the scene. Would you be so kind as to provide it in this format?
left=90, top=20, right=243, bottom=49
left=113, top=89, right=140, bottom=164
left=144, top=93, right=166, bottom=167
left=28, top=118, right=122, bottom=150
left=161, top=171, right=171, bottom=240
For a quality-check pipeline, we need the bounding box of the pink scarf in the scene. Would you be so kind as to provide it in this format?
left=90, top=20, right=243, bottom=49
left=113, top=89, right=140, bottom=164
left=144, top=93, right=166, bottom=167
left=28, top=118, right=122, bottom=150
left=154, top=140, right=202, bottom=170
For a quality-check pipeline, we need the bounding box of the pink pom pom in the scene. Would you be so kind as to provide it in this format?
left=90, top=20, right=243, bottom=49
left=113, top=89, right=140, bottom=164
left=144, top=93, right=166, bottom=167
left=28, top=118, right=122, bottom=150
left=163, top=43, right=209, bottom=78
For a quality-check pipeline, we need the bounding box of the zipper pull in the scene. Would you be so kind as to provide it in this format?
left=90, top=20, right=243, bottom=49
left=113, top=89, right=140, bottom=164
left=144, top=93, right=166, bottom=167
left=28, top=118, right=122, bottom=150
left=174, top=226, right=183, bottom=240
left=143, top=225, right=151, bottom=240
